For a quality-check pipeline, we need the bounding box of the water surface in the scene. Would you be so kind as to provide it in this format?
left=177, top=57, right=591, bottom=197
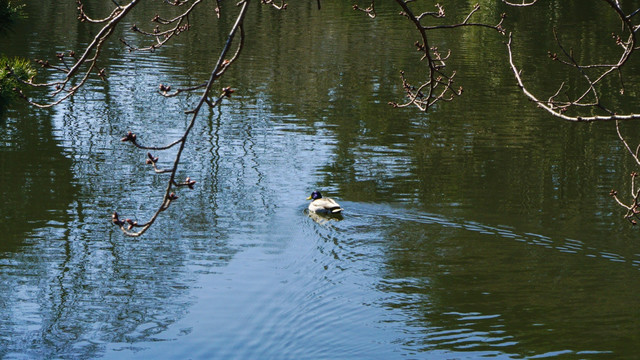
left=1, top=1, right=639, bottom=359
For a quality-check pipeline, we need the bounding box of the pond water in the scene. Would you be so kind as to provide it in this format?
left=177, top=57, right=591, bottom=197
left=1, top=1, right=640, bottom=359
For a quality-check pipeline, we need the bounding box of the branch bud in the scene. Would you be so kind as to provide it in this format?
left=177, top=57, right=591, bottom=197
left=185, top=176, right=196, bottom=189
left=112, top=211, right=124, bottom=226
left=36, top=59, right=50, bottom=68
left=147, top=152, right=158, bottom=164
left=121, top=131, right=137, bottom=142
left=126, top=218, right=137, bottom=230
left=222, top=87, right=235, bottom=97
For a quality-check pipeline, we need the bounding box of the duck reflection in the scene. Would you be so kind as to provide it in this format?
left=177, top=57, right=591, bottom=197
left=305, top=209, right=344, bottom=224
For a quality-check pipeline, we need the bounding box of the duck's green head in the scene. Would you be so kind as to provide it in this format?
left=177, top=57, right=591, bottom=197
left=307, top=191, right=322, bottom=200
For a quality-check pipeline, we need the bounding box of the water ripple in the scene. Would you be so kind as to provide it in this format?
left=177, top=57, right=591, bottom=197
left=350, top=202, right=638, bottom=271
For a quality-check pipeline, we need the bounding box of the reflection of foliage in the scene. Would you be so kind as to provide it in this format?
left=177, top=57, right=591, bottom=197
left=0, top=0, right=30, bottom=112
left=13, top=0, right=640, bottom=232
left=0, top=0, right=23, bottom=34
left=0, top=55, right=36, bottom=112
left=502, top=1, right=640, bottom=222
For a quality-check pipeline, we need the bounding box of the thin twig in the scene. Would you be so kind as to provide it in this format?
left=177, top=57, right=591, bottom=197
left=114, top=0, right=251, bottom=237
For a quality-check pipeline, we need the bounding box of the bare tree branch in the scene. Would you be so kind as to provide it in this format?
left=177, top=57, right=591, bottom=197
left=14, top=0, right=640, bottom=232
left=503, top=0, right=640, bottom=223
left=113, top=1, right=251, bottom=237
left=121, top=0, right=203, bottom=52
left=17, top=0, right=140, bottom=108
left=353, top=1, right=376, bottom=19
left=501, top=0, right=538, bottom=7
left=387, top=1, right=505, bottom=112
left=504, top=0, right=640, bottom=122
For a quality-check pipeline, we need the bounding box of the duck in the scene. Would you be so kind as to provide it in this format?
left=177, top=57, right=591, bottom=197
left=306, top=191, right=344, bottom=214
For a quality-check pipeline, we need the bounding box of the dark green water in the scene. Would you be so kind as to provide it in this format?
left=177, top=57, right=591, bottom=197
left=1, top=1, right=639, bottom=358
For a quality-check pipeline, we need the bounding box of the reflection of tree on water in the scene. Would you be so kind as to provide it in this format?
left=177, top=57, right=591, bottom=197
left=0, top=227, right=199, bottom=359
left=0, top=103, right=206, bottom=356
left=0, top=108, right=76, bottom=252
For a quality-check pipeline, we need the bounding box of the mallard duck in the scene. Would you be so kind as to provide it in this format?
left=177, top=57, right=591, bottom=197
left=306, top=191, right=343, bottom=214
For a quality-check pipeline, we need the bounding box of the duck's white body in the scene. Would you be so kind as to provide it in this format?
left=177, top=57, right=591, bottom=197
left=308, top=197, right=343, bottom=214
left=307, top=191, right=343, bottom=214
